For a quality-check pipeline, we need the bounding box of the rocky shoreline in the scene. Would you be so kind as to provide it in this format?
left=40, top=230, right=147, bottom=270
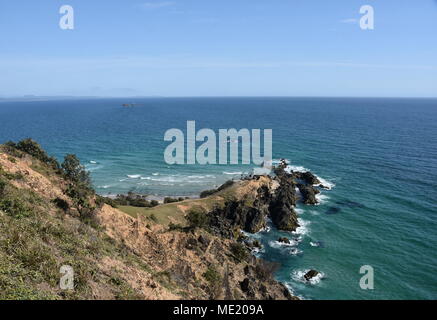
left=207, top=160, right=326, bottom=238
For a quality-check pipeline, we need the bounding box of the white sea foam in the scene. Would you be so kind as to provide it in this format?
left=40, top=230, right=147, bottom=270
left=251, top=246, right=265, bottom=256
left=223, top=171, right=243, bottom=175
left=152, top=172, right=159, bottom=176
left=127, top=174, right=141, bottom=179
left=292, top=269, right=325, bottom=285
left=292, top=218, right=310, bottom=236
left=315, top=176, right=335, bottom=190
left=89, top=160, right=97, bottom=164
left=269, top=239, right=300, bottom=248
left=295, top=208, right=304, bottom=215
left=284, top=283, right=305, bottom=300
left=286, top=165, right=309, bottom=173
left=85, top=164, right=103, bottom=172
left=315, top=193, right=330, bottom=205
left=310, top=241, right=320, bottom=247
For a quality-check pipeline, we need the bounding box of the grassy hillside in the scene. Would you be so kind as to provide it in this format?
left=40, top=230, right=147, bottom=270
left=0, top=139, right=293, bottom=300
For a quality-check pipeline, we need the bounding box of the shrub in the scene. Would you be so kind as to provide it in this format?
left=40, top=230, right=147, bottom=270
left=230, top=243, right=248, bottom=262
left=149, top=214, right=158, bottom=223
left=217, top=180, right=234, bottom=191
left=3, top=141, right=22, bottom=158
left=163, top=197, right=180, bottom=204
left=0, top=197, right=31, bottom=219
left=104, top=193, right=155, bottom=208
left=200, top=189, right=217, bottom=198
left=168, top=223, right=185, bottom=232
left=7, top=156, right=16, bottom=164
left=0, top=179, right=7, bottom=196
left=53, top=197, right=70, bottom=212
left=14, top=139, right=59, bottom=170
left=200, top=180, right=234, bottom=198
left=186, top=207, right=208, bottom=229
left=95, top=195, right=118, bottom=208
left=203, top=265, right=221, bottom=285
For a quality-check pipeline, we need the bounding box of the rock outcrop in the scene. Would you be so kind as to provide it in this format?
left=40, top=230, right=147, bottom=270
left=278, top=237, right=290, bottom=244
left=304, top=270, right=320, bottom=281
left=207, top=162, right=326, bottom=235
left=297, top=183, right=320, bottom=205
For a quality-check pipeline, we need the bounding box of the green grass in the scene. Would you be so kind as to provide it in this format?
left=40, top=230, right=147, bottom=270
left=117, top=196, right=226, bottom=226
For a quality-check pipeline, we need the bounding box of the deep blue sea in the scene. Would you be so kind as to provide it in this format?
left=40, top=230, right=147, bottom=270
left=1, top=97, right=436, bottom=299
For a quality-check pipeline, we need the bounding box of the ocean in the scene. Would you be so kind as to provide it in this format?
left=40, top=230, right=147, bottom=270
left=0, top=97, right=436, bottom=299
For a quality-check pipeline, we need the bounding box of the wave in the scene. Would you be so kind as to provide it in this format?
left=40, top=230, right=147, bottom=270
left=127, top=174, right=141, bottom=179
left=89, top=160, right=97, bottom=164
left=86, top=165, right=103, bottom=172
left=223, top=171, right=243, bottom=175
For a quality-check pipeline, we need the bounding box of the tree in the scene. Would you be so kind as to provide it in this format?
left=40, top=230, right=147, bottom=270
left=61, top=154, right=91, bottom=187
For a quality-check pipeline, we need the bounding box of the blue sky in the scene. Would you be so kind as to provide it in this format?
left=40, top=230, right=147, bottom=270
left=0, top=0, right=436, bottom=97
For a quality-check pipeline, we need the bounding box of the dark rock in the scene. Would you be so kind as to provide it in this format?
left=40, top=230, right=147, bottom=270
left=208, top=186, right=272, bottom=237
left=294, top=171, right=320, bottom=185
left=297, top=183, right=319, bottom=205
left=240, top=277, right=256, bottom=298
left=244, top=265, right=251, bottom=275
left=304, top=270, right=319, bottom=281
left=197, top=235, right=210, bottom=246
left=283, top=286, right=293, bottom=299
left=278, top=237, right=290, bottom=244
left=250, top=239, right=262, bottom=248
left=269, top=171, right=299, bottom=231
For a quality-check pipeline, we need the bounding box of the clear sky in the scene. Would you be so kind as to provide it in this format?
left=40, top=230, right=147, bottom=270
left=1, top=0, right=436, bottom=97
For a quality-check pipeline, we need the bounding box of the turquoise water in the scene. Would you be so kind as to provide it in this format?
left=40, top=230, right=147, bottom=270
left=0, top=97, right=436, bottom=299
